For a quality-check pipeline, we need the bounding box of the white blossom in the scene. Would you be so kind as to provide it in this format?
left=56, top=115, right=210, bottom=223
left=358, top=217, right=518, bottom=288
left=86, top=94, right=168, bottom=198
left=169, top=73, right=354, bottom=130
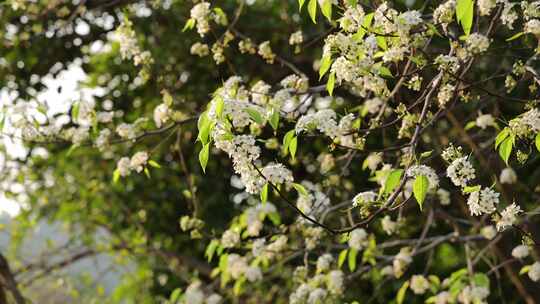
left=467, top=188, right=499, bottom=216
left=465, top=33, right=490, bottom=55
left=496, top=203, right=522, bottom=231
left=352, top=191, right=378, bottom=207
left=245, top=266, right=262, bottom=282
left=481, top=225, right=497, bottom=240
left=458, top=284, right=489, bottom=304
left=221, top=229, right=240, bottom=248
left=475, top=114, right=495, bottom=129
left=410, top=275, right=430, bottom=294
left=316, top=254, right=333, bottom=273
left=191, top=2, right=211, bottom=37
left=289, top=30, right=303, bottom=45
left=499, top=167, right=517, bottom=184
left=477, top=0, right=496, bottom=16
left=528, top=262, right=540, bottom=282
left=512, top=245, right=529, bottom=258
left=116, top=157, right=131, bottom=177
left=190, top=42, right=209, bottom=57
left=153, top=103, right=169, bottom=128
left=184, top=281, right=204, bottom=304
left=447, top=157, right=476, bottom=188
left=327, top=270, right=344, bottom=295
left=437, top=188, right=451, bottom=205
left=307, top=288, right=328, bottom=304
left=348, top=228, right=368, bottom=250
left=393, top=247, right=412, bottom=278
left=129, top=151, right=148, bottom=173
left=381, top=215, right=398, bottom=235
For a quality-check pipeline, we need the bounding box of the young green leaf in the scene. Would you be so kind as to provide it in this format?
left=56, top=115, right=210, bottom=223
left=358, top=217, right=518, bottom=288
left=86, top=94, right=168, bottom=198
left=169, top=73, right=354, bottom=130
left=463, top=185, right=481, bottom=194
left=199, top=143, right=210, bottom=173
left=506, top=32, right=525, bottom=41
left=148, top=160, right=161, bottom=168
left=182, top=18, right=195, bottom=32
left=327, top=71, right=336, bottom=96
left=413, top=175, right=429, bottom=210
left=456, top=0, right=474, bottom=36
left=245, top=108, right=265, bottom=125
left=261, top=183, right=269, bottom=203
left=348, top=248, right=358, bottom=271
left=383, top=169, right=403, bottom=195
left=376, top=36, right=388, bottom=50
left=282, top=130, right=296, bottom=155
left=321, top=0, right=332, bottom=22
left=289, top=136, right=298, bottom=160
left=396, top=281, right=410, bottom=304
left=113, top=169, right=120, bottom=184
left=292, top=183, right=308, bottom=196
left=298, top=0, right=306, bottom=11
left=498, top=135, right=514, bottom=165
left=308, top=0, right=317, bottom=23
left=319, top=55, right=332, bottom=80
left=269, top=108, right=280, bottom=130
left=214, top=96, right=225, bottom=118
left=495, top=128, right=510, bottom=149
left=535, top=133, right=540, bottom=152
left=338, top=249, right=348, bottom=268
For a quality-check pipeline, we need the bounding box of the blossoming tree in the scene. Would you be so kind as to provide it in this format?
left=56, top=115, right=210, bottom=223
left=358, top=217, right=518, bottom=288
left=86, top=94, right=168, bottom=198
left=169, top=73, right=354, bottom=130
left=1, top=0, right=540, bottom=303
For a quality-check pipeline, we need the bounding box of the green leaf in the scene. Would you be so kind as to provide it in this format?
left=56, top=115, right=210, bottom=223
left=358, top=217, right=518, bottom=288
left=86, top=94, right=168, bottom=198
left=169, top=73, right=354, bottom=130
left=281, top=130, right=295, bottom=155
left=267, top=212, right=280, bottom=225
left=72, top=101, right=80, bottom=121
left=113, top=169, right=121, bottom=184
left=383, top=169, right=403, bottom=195
left=289, top=136, right=298, bottom=160
left=376, top=36, right=388, bottom=50
left=261, top=183, right=269, bottom=203
left=319, top=55, right=332, bottom=80
left=321, top=0, right=332, bottom=22
left=269, top=108, right=280, bottom=130
left=215, top=96, right=224, bottom=118
left=148, top=160, right=161, bottom=168
left=463, top=185, right=481, bottom=194
left=245, top=107, right=265, bottom=125
left=456, top=0, right=474, bottom=36
left=498, top=135, right=514, bottom=165
left=197, top=112, right=212, bottom=145
left=199, top=143, right=210, bottom=173
left=535, top=133, right=540, bottom=152
left=506, top=32, right=525, bottom=41
left=519, top=265, right=531, bottom=275
left=169, top=288, right=182, bottom=303
left=464, top=121, right=476, bottom=130
left=308, top=0, right=317, bottom=23
left=292, top=183, right=308, bottom=196
left=348, top=248, right=358, bottom=271
left=353, top=13, right=374, bottom=40
left=182, top=18, right=195, bottom=32
left=473, top=273, right=490, bottom=288
left=144, top=167, right=151, bottom=178
left=298, top=0, right=306, bottom=11
left=378, top=66, right=393, bottom=78
left=282, top=130, right=296, bottom=155
left=396, top=280, right=409, bottom=304
left=327, top=71, right=336, bottom=96
left=420, top=150, right=433, bottom=159
left=413, top=175, right=429, bottom=210
left=205, top=240, right=219, bottom=262
left=495, top=128, right=510, bottom=149
left=338, top=249, right=348, bottom=268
